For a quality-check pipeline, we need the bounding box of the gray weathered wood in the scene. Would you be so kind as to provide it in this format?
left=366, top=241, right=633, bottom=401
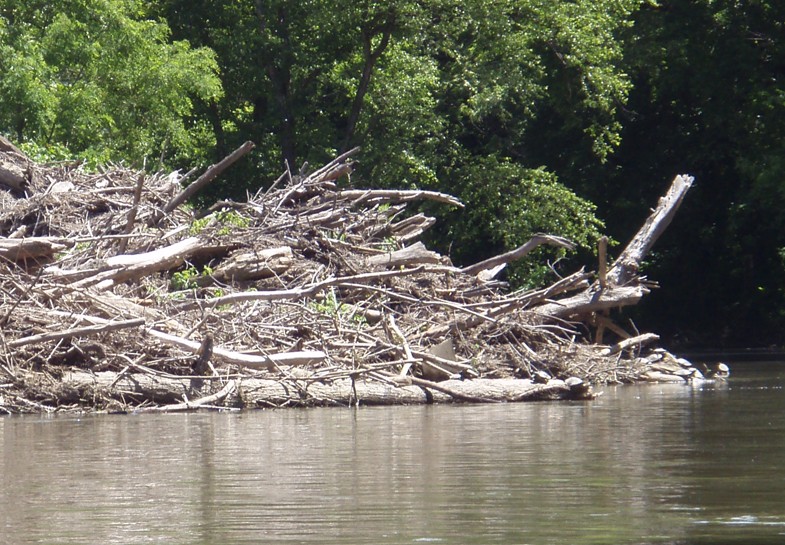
left=608, top=174, right=693, bottom=286
left=60, top=370, right=588, bottom=407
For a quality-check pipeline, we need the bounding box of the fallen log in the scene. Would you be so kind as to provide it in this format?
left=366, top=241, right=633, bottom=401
left=60, top=370, right=590, bottom=408
left=65, top=236, right=203, bottom=289
left=0, top=237, right=68, bottom=262
left=0, top=156, right=28, bottom=193
left=153, top=140, right=256, bottom=224
left=8, top=318, right=145, bottom=348
left=599, top=332, right=660, bottom=356
left=212, top=246, right=293, bottom=281
left=535, top=284, right=649, bottom=319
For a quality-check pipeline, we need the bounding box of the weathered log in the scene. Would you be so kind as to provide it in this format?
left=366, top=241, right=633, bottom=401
left=0, top=156, right=28, bottom=192
left=8, top=318, right=145, bottom=348
left=599, top=332, right=660, bottom=356
left=608, top=174, right=693, bottom=286
left=60, top=370, right=589, bottom=408
left=0, top=135, right=26, bottom=156
left=304, top=146, right=360, bottom=184
left=387, top=213, right=438, bottom=242
left=66, top=237, right=203, bottom=289
left=212, top=246, right=293, bottom=281
left=0, top=237, right=68, bottom=262
left=367, top=241, right=443, bottom=268
left=153, top=140, right=256, bottom=224
left=534, top=284, right=649, bottom=319
left=140, top=328, right=327, bottom=370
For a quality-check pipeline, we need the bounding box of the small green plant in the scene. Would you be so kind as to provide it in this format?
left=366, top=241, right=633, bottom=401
left=189, top=210, right=251, bottom=236
left=170, top=265, right=214, bottom=290
left=380, top=237, right=398, bottom=252
left=216, top=210, right=250, bottom=229
left=189, top=216, right=212, bottom=235
left=309, top=289, right=367, bottom=326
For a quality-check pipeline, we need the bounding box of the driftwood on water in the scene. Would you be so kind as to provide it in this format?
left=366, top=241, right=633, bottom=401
left=0, top=139, right=702, bottom=414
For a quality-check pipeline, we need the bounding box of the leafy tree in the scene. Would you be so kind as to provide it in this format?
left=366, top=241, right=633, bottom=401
left=542, top=0, right=785, bottom=346
left=0, top=0, right=222, bottom=167
left=154, top=0, right=640, bottom=282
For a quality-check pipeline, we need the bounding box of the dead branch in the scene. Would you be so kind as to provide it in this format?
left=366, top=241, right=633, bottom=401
left=461, top=234, right=575, bottom=276
left=608, top=174, right=693, bottom=286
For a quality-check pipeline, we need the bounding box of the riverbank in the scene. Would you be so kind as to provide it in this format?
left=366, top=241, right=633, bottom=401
left=1, top=137, right=709, bottom=414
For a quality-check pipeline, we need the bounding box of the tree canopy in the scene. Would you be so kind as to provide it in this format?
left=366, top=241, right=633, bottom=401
left=0, top=0, right=222, bottom=166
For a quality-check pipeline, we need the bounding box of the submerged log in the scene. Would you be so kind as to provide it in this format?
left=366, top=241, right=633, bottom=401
left=60, top=370, right=591, bottom=408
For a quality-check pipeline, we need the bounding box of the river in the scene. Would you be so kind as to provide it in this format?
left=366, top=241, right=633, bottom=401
left=1, top=362, right=784, bottom=545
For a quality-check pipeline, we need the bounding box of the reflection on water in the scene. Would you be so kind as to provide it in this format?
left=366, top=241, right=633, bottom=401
left=1, top=363, right=785, bottom=545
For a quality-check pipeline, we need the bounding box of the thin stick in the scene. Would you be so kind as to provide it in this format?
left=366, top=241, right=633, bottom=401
left=153, top=140, right=255, bottom=224
left=141, top=380, right=237, bottom=412
left=461, top=234, right=575, bottom=276
left=8, top=318, right=146, bottom=348
left=117, top=172, right=145, bottom=254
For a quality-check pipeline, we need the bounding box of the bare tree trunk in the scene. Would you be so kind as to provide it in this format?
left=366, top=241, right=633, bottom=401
left=341, top=19, right=393, bottom=153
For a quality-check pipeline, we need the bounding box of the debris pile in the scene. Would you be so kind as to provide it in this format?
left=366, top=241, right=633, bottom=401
left=0, top=137, right=715, bottom=414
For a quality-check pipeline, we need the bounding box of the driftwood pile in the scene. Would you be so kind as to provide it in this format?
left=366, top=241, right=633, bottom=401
left=0, top=136, right=708, bottom=414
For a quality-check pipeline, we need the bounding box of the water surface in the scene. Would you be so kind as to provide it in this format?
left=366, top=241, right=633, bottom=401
left=1, top=363, right=784, bottom=544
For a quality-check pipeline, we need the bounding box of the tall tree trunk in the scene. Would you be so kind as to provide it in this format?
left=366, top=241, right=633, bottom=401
left=207, top=99, right=226, bottom=160
left=341, top=23, right=393, bottom=153
left=255, top=1, right=297, bottom=170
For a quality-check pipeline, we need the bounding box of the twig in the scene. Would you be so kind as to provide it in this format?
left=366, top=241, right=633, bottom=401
left=461, top=234, right=575, bottom=276
left=153, top=140, right=255, bottom=224
left=141, top=380, right=237, bottom=412
left=8, top=318, right=146, bottom=348
left=117, top=172, right=145, bottom=254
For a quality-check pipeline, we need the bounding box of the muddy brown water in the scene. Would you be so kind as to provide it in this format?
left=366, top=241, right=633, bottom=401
left=1, top=362, right=784, bottom=545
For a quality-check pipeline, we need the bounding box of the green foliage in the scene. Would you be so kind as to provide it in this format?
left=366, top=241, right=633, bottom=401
left=436, top=157, right=604, bottom=286
left=309, top=289, right=366, bottom=326
left=188, top=215, right=212, bottom=236
left=170, top=264, right=213, bottom=291
left=189, top=209, right=250, bottom=235
left=0, top=0, right=222, bottom=168
left=214, top=210, right=250, bottom=235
